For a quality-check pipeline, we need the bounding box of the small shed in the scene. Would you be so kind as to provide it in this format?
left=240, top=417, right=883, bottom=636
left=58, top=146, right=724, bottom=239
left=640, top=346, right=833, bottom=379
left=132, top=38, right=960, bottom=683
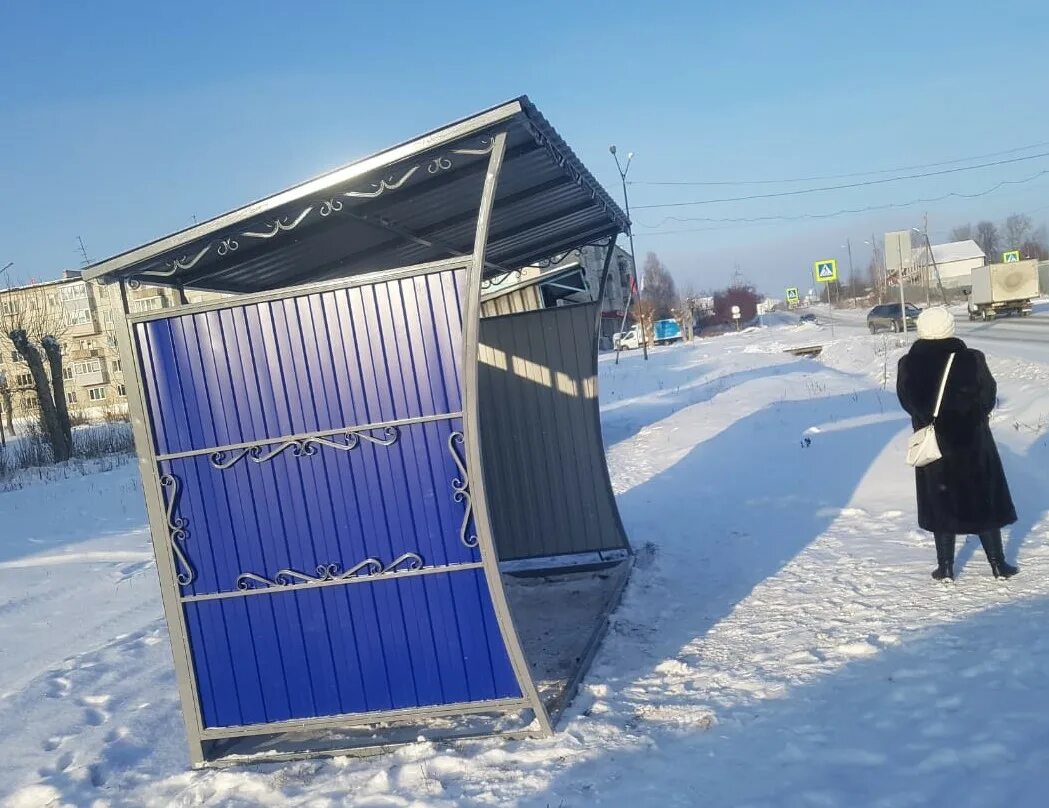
left=84, top=97, right=633, bottom=766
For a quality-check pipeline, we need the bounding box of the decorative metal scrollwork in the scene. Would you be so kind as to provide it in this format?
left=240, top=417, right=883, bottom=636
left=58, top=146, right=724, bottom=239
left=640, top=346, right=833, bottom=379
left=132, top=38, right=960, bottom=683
left=160, top=474, right=195, bottom=587
left=138, top=132, right=502, bottom=278
left=451, top=136, right=495, bottom=157
left=447, top=431, right=478, bottom=548
left=535, top=248, right=582, bottom=269
left=427, top=156, right=452, bottom=174
left=319, top=198, right=344, bottom=216
left=481, top=268, right=524, bottom=291
left=344, top=166, right=420, bottom=199
left=242, top=206, right=314, bottom=239
left=208, top=426, right=400, bottom=470
left=236, top=552, right=424, bottom=591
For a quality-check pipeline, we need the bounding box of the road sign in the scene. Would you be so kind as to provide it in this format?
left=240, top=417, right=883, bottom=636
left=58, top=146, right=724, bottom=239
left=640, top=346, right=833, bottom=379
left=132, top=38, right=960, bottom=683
left=731, top=305, right=741, bottom=320
left=785, top=287, right=800, bottom=302
left=814, top=259, right=838, bottom=283
left=1003, top=250, right=1021, bottom=263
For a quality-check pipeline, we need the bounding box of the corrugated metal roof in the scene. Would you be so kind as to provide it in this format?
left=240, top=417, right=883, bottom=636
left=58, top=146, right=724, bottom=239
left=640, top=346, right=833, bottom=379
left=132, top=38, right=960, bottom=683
left=916, top=239, right=986, bottom=264
left=83, top=97, right=628, bottom=293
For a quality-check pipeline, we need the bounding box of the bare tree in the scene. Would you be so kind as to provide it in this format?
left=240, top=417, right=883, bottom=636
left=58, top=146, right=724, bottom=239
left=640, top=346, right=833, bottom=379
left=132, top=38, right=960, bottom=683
left=641, top=252, right=679, bottom=319
left=949, top=223, right=974, bottom=242
left=1, top=287, right=73, bottom=462
left=973, top=221, right=1000, bottom=262
left=0, top=372, right=12, bottom=440
left=1003, top=213, right=1033, bottom=251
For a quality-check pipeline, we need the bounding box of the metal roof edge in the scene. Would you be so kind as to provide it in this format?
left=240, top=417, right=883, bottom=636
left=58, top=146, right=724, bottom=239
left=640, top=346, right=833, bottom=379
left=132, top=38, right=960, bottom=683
left=83, top=98, right=528, bottom=281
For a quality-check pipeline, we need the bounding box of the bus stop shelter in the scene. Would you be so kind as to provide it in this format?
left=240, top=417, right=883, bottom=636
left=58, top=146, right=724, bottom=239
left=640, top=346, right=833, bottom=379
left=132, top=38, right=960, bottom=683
left=84, top=96, right=633, bottom=766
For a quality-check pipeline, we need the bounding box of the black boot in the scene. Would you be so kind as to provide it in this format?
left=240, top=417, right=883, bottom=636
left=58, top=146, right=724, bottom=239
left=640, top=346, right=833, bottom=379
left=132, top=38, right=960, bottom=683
left=979, top=530, right=1018, bottom=579
left=932, top=533, right=956, bottom=581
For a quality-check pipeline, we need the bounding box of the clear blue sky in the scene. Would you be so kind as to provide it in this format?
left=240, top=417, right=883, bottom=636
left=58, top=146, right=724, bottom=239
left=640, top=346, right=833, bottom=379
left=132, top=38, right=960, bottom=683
left=2, top=0, right=1048, bottom=295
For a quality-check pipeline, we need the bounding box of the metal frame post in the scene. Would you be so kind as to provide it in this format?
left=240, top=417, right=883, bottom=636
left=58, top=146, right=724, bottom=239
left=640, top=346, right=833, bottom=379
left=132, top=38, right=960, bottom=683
left=460, top=131, right=553, bottom=735
left=112, top=278, right=207, bottom=766
left=592, top=235, right=620, bottom=348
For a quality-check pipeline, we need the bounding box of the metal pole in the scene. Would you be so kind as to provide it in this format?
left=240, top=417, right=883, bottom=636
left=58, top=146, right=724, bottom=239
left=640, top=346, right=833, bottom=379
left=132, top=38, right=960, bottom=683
left=610, top=146, right=647, bottom=361
left=846, top=238, right=854, bottom=303
left=896, top=239, right=908, bottom=335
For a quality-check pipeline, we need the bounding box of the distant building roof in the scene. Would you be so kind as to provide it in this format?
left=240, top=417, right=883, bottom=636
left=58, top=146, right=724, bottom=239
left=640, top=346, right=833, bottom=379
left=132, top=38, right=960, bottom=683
left=914, top=239, right=985, bottom=264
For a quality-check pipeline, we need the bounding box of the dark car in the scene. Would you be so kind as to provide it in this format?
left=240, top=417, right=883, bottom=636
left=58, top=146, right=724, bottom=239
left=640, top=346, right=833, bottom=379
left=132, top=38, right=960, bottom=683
left=867, top=303, right=921, bottom=334
left=799, top=313, right=818, bottom=324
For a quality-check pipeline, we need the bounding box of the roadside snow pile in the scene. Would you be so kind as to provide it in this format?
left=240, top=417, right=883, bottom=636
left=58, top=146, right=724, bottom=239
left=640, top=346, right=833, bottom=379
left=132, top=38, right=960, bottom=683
left=2, top=321, right=1049, bottom=807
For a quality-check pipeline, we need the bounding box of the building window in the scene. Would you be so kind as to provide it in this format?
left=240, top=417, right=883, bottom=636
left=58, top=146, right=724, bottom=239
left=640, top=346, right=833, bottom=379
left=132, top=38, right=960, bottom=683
left=103, top=310, right=114, bottom=327
left=67, top=391, right=78, bottom=404
left=111, top=359, right=122, bottom=373
left=88, top=387, right=107, bottom=402
left=63, top=367, right=74, bottom=380
left=117, top=384, right=127, bottom=397
left=0, top=300, right=22, bottom=316
left=9, top=351, right=20, bottom=363
left=59, top=284, right=89, bottom=302
left=130, top=296, right=164, bottom=313
left=66, top=308, right=93, bottom=326
left=74, top=359, right=102, bottom=375
left=15, top=373, right=33, bottom=387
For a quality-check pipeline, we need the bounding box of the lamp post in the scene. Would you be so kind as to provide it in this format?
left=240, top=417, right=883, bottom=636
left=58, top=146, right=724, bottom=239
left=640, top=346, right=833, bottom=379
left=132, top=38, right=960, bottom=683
left=610, top=145, right=648, bottom=362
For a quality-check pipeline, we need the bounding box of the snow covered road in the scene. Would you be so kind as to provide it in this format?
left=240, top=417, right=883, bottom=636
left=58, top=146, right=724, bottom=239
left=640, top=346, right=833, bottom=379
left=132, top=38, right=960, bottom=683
left=2, top=319, right=1049, bottom=807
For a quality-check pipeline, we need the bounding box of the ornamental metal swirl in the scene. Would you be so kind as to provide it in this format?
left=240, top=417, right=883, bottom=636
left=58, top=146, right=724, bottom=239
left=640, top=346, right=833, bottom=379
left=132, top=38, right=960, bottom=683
left=235, top=552, right=424, bottom=591
left=208, top=426, right=400, bottom=470
left=447, top=431, right=478, bottom=548
left=160, top=474, right=195, bottom=587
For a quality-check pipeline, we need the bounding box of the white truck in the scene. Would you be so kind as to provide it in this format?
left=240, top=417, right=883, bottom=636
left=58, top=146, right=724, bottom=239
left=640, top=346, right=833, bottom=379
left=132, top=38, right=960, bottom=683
left=966, top=260, right=1039, bottom=321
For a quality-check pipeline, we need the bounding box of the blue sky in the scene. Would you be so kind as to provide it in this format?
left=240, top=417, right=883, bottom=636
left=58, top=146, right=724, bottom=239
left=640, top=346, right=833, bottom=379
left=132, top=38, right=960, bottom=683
left=2, top=0, right=1048, bottom=294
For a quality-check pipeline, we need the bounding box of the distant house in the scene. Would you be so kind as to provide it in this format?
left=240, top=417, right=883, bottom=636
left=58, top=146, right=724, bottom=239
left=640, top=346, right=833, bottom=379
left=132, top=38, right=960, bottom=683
left=913, top=239, right=986, bottom=289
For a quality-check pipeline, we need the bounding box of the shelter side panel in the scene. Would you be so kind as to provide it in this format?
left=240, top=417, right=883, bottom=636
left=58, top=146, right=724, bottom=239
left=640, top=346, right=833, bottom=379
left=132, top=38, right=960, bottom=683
left=478, top=303, right=629, bottom=560
left=182, top=567, right=520, bottom=729
left=134, top=268, right=466, bottom=456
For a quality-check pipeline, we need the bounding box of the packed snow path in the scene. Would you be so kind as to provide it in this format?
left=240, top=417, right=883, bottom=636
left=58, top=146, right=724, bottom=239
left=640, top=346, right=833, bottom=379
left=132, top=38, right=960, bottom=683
left=2, top=313, right=1049, bottom=807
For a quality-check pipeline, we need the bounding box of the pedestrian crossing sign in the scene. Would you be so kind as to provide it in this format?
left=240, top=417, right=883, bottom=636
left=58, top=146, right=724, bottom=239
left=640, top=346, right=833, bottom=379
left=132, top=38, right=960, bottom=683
left=785, top=287, right=800, bottom=302
left=1003, top=250, right=1020, bottom=263
left=814, top=259, right=837, bottom=283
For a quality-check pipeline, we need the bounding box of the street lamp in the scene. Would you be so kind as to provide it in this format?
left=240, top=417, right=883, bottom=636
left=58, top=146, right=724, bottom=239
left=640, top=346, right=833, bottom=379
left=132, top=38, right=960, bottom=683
left=840, top=239, right=855, bottom=306
left=610, top=145, right=648, bottom=362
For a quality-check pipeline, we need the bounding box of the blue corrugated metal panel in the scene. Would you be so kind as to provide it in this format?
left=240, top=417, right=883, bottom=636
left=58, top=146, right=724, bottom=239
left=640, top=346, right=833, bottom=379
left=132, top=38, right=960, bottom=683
left=136, top=269, right=465, bottom=456
left=134, top=267, right=517, bottom=730
left=184, top=568, right=518, bottom=728
left=159, top=420, right=479, bottom=599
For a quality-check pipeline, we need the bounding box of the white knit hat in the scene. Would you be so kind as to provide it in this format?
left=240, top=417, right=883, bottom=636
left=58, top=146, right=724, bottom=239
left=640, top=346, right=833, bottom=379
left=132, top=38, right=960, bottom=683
left=916, top=306, right=955, bottom=340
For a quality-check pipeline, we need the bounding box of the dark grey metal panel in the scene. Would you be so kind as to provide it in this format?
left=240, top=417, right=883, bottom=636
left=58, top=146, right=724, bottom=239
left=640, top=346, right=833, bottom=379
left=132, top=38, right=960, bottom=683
left=82, top=97, right=628, bottom=294
left=478, top=303, right=629, bottom=561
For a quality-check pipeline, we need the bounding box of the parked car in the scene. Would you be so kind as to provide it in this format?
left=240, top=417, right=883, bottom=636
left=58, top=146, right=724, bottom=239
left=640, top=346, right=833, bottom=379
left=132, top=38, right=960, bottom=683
left=867, top=303, right=921, bottom=334
left=799, top=313, right=818, bottom=324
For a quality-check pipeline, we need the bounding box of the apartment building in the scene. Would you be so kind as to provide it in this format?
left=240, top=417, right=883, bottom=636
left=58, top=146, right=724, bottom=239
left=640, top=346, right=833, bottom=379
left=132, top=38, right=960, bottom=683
left=0, top=271, right=186, bottom=423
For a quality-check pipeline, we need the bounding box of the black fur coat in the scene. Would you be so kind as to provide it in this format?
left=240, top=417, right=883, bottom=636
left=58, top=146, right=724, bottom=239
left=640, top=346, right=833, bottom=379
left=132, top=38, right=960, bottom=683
left=897, top=337, right=1016, bottom=535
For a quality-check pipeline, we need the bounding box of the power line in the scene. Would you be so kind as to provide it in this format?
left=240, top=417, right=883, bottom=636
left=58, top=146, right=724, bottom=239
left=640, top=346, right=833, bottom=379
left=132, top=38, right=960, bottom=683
left=629, top=139, right=1049, bottom=187
left=632, top=150, right=1049, bottom=209
left=633, top=169, right=1049, bottom=235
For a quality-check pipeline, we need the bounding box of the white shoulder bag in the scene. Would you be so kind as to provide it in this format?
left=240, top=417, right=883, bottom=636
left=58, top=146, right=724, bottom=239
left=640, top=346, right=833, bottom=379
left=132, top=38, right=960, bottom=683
left=906, top=352, right=956, bottom=467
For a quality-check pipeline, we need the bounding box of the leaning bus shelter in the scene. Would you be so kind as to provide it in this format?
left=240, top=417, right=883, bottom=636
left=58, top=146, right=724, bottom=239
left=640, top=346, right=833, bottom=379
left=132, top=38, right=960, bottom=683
left=84, top=96, right=633, bottom=766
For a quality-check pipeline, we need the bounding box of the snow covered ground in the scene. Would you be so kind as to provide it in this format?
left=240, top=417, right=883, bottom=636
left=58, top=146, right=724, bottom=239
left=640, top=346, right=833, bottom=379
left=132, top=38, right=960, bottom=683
left=3, top=311, right=1049, bottom=807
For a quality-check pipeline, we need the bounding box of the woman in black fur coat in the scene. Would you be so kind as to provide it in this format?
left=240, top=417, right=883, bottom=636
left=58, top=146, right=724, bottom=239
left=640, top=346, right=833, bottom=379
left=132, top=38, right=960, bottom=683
left=896, top=306, right=1018, bottom=581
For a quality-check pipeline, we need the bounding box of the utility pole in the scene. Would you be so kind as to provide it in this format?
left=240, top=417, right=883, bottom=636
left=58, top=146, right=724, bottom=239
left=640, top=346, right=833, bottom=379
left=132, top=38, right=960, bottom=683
left=895, top=237, right=908, bottom=336
left=610, top=145, right=648, bottom=361
left=914, top=218, right=948, bottom=306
